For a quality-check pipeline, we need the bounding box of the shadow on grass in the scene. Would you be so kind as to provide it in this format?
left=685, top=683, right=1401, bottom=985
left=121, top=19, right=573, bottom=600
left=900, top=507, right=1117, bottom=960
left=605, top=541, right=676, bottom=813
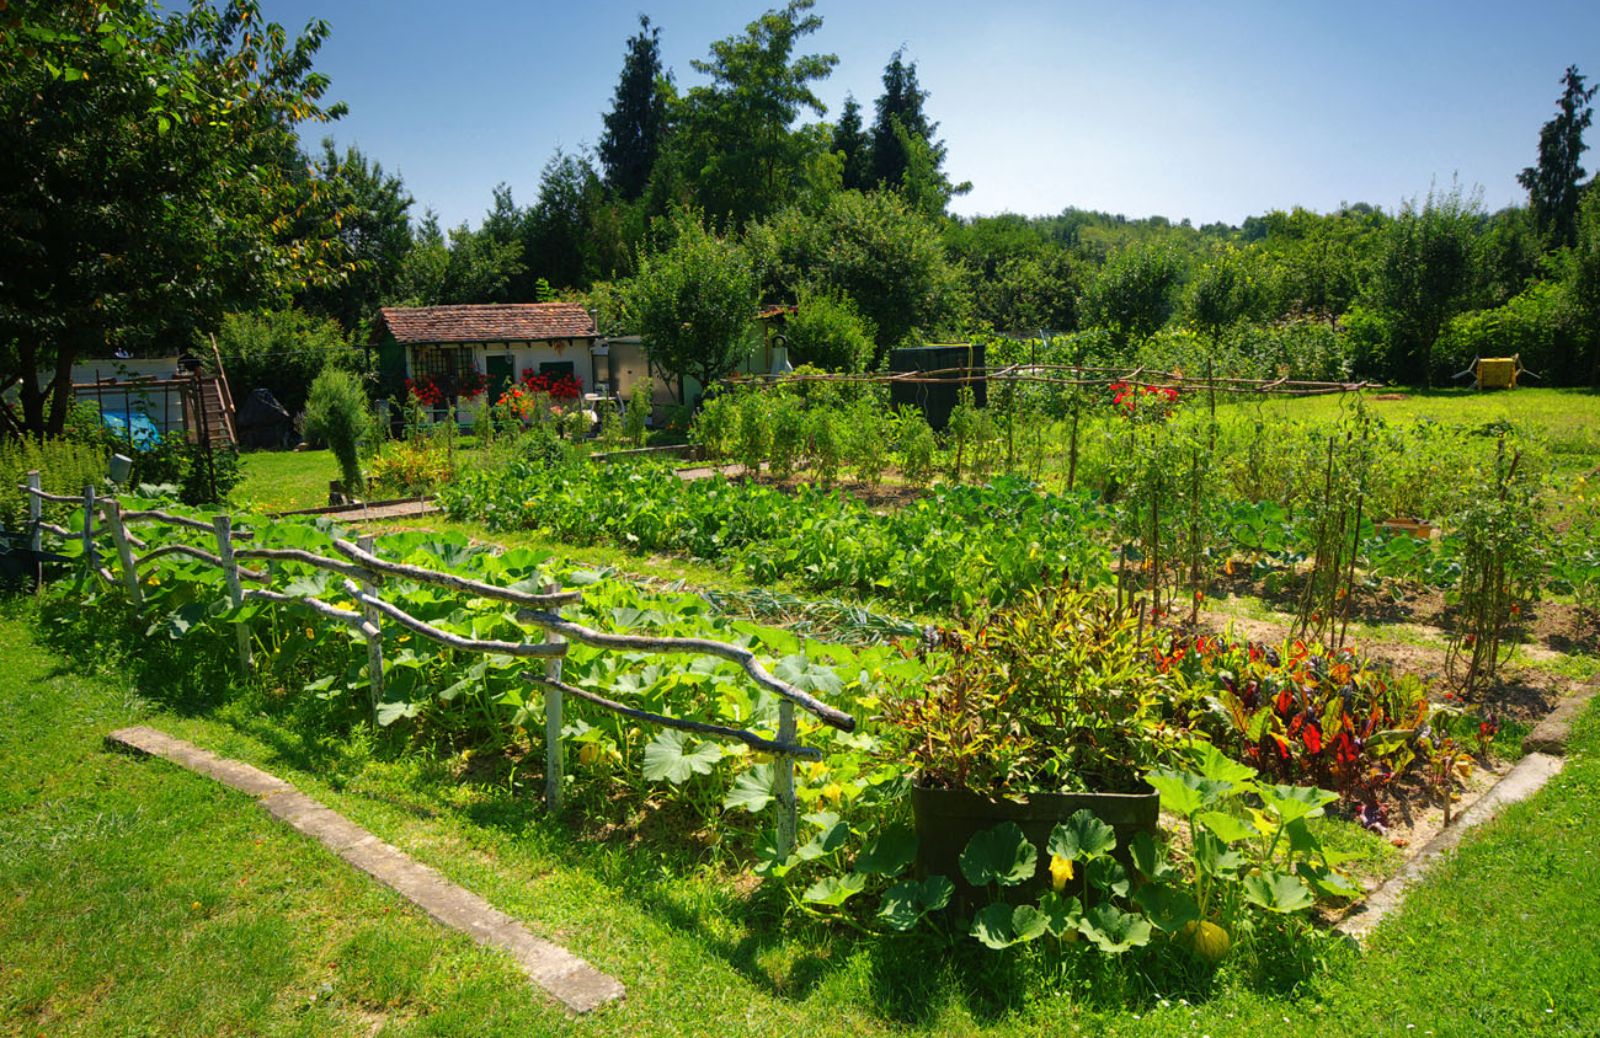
left=29, top=592, right=1336, bottom=1029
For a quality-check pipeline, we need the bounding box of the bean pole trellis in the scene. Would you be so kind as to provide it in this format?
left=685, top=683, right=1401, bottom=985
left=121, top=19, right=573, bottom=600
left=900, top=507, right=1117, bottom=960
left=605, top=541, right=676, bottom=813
left=722, top=362, right=1382, bottom=397
left=18, top=472, right=854, bottom=856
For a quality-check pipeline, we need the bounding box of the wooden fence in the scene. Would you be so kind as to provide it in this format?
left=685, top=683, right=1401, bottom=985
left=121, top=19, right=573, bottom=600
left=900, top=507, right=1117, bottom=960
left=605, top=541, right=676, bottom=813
left=19, top=472, right=853, bottom=855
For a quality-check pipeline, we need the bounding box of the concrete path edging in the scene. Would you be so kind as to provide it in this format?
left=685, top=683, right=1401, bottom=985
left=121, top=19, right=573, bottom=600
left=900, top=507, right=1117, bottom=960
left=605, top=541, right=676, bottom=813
left=1335, top=750, right=1565, bottom=942
left=105, top=725, right=624, bottom=1014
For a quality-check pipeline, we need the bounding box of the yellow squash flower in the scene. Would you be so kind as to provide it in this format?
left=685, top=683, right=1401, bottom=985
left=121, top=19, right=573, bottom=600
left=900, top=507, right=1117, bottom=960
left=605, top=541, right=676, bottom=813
left=1049, top=854, right=1074, bottom=891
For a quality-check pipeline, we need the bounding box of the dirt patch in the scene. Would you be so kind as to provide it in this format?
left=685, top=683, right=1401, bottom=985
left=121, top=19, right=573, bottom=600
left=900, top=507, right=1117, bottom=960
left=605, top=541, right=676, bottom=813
left=1370, top=393, right=1410, bottom=401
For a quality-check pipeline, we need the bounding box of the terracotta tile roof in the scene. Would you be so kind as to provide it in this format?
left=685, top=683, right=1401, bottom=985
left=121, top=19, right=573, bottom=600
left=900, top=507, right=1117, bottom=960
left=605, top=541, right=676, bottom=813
left=378, top=303, right=596, bottom=345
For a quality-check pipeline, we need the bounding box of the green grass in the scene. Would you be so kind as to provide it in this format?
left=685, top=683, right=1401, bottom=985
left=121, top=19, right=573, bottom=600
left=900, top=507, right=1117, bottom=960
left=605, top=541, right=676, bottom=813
left=4, top=603, right=1599, bottom=1036
left=234, top=448, right=341, bottom=513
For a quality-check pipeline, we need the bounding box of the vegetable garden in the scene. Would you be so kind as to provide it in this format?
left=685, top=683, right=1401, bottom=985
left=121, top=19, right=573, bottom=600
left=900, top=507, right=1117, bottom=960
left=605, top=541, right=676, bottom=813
left=8, top=364, right=1599, bottom=1024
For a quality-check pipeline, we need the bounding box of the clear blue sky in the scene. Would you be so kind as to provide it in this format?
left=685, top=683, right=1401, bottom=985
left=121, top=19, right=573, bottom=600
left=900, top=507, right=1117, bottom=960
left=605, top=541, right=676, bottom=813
left=258, top=0, right=1600, bottom=230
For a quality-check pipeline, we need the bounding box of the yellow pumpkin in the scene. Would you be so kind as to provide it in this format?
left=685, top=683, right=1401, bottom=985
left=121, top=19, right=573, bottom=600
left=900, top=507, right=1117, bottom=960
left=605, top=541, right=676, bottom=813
left=1192, top=920, right=1231, bottom=963
left=578, top=742, right=602, bottom=766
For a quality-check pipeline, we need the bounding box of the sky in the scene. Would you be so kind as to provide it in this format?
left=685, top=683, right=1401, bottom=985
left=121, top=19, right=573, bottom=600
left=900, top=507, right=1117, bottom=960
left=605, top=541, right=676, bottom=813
left=257, top=0, right=1600, bottom=231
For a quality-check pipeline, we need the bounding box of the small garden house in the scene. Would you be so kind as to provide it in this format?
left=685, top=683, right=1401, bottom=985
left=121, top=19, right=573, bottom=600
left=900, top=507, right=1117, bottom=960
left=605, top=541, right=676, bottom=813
left=373, top=303, right=601, bottom=404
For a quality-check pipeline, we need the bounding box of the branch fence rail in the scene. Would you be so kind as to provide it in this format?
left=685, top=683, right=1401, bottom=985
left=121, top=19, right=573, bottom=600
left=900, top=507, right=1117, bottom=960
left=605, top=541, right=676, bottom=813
left=18, top=472, right=852, bottom=856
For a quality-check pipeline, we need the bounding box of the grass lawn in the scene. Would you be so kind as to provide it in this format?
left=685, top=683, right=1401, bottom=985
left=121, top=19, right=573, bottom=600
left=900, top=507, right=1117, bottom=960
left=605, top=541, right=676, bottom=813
left=234, top=448, right=340, bottom=513
left=3, top=602, right=1598, bottom=1037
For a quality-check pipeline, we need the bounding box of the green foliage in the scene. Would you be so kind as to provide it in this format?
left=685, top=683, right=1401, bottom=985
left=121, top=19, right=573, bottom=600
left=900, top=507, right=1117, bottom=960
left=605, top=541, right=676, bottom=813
left=884, top=583, right=1186, bottom=794
left=302, top=369, right=372, bottom=492
left=1364, top=184, right=1483, bottom=385
left=631, top=213, right=759, bottom=398
left=1518, top=65, right=1596, bottom=249
left=212, top=308, right=354, bottom=418
left=0, top=437, right=107, bottom=531
left=784, top=287, right=876, bottom=371
left=0, top=0, right=349, bottom=437
left=624, top=377, right=654, bottom=446
left=298, top=142, right=415, bottom=330
left=665, top=0, right=838, bottom=226
left=1084, top=244, right=1184, bottom=348
left=599, top=15, right=672, bottom=202
left=751, top=190, right=969, bottom=359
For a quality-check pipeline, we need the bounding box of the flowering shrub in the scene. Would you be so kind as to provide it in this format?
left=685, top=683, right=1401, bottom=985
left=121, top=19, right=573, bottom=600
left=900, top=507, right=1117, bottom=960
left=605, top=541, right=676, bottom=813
left=406, top=370, right=488, bottom=405
left=518, top=368, right=583, bottom=400
left=404, top=377, right=444, bottom=407
left=1158, top=633, right=1461, bottom=815
left=1108, top=381, right=1179, bottom=421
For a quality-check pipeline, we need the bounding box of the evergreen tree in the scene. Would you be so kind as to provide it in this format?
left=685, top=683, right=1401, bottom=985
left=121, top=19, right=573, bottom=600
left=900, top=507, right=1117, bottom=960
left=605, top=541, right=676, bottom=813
left=599, top=16, right=672, bottom=202
left=1518, top=65, right=1596, bottom=249
left=869, top=49, right=939, bottom=189
left=832, top=93, right=869, bottom=191
left=525, top=149, right=604, bottom=290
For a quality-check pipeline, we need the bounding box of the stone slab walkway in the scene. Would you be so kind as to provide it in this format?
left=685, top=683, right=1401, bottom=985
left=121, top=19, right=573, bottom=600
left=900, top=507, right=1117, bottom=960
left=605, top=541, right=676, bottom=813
left=105, top=725, right=624, bottom=1014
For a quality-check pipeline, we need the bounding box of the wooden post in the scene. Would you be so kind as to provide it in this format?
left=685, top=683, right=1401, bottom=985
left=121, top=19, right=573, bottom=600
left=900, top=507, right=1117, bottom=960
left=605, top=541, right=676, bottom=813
left=81, top=483, right=96, bottom=564
left=357, top=534, right=384, bottom=720
left=212, top=514, right=253, bottom=670
left=543, top=580, right=566, bottom=814
left=774, top=698, right=797, bottom=858
left=103, top=499, right=142, bottom=609
left=26, top=471, right=41, bottom=554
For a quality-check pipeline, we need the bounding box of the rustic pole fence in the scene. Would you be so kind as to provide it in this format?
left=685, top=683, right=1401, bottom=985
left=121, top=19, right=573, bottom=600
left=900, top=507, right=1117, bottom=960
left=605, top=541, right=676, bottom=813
left=356, top=534, right=384, bottom=720
left=21, top=495, right=849, bottom=850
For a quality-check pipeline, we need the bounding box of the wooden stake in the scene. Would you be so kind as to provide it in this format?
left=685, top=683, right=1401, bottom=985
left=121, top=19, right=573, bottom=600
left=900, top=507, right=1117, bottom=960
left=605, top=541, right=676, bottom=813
left=103, top=499, right=142, bottom=609
left=81, top=483, right=96, bottom=563
left=774, top=698, right=797, bottom=858
left=357, top=534, right=384, bottom=720
left=213, top=514, right=253, bottom=670
left=26, top=471, right=41, bottom=554
left=543, top=580, right=566, bottom=814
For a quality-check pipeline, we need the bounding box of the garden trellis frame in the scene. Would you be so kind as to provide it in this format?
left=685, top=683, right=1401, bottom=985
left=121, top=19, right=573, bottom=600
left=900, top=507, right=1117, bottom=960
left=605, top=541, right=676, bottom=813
left=721, top=363, right=1383, bottom=398
left=21, top=474, right=854, bottom=856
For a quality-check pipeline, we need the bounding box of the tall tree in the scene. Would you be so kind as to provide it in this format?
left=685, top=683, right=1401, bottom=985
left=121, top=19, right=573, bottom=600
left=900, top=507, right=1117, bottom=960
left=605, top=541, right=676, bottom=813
left=869, top=49, right=938, bottom=189
left=1518, top=65, right=1596, bottom=249
left=525, top=149, right=604, bottom=290
left=299, top=141, right=415, bottom=330
left=0, top=0, right=349, bottom=437
left=1565, top=184, right=1600, bottom=384
left=670, top=0, right=838, bottom=226
left=599, top=15, right=672, bottom=202
left=831, top=93, right=869, bottom=191
left=1366, top=186, right=1481, bottom=386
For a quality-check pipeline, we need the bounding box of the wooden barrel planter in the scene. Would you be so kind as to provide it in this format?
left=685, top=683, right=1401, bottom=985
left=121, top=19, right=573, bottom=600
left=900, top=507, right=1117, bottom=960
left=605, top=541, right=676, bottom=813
left=910, top=781, right=1160, bottom=910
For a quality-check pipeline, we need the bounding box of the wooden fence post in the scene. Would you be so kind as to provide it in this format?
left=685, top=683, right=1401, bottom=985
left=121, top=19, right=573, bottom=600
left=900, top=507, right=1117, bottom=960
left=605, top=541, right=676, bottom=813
left=80, top=483, right=96, bottom=563
left=357, top=534, right=384, bottom=720
left=775, top=699, right=797, bottom=858
left=26, top=471, right=41, bottom=554
left=212, top=514, right=253, bottom=670
left=102, top=499, right=142, bottom=609
left=544, top=580, right=566, bottom=814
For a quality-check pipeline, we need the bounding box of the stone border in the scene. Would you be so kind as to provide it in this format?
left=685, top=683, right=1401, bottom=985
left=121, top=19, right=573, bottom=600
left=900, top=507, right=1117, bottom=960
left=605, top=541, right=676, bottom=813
left=1335, top=751, right=1566, bottom=941
left=105, top=726, right=624, bottom=1014
left=1522, top=679, right=1599, bottom=755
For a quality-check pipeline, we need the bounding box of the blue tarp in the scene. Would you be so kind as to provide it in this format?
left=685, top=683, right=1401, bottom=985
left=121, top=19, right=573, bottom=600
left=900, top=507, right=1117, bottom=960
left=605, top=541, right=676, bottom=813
left=100, top=410, right=162, bottom=451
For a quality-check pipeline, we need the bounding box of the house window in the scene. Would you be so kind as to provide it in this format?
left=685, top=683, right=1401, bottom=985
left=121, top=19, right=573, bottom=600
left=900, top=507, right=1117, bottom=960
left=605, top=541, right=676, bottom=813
left=414, top=345, right=476, bottom=382
left=539, top=361, right=576, bottom=380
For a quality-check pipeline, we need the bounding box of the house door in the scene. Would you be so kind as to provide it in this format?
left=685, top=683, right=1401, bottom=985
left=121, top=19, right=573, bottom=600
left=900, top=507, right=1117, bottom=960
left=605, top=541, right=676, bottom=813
left=485, top=354, right=514, bottom=405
